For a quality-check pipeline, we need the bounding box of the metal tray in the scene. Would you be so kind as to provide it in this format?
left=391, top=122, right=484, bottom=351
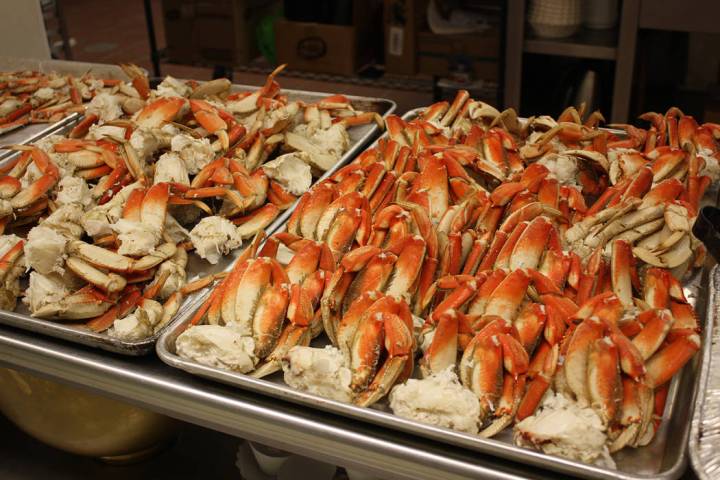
left=158, top=108, right=710, bottom=480
left=0, top=57, right=130, bottom=160
left=0, top=77, right=395, bottom=356
left=689, top=264, right=720, bottom=480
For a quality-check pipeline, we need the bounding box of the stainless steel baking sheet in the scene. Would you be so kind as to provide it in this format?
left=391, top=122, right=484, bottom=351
left=0, top=57, right=130, bottom=160
left=0, top=74, right=395, bottom=355
left=158, top=107, right=708, bottom=479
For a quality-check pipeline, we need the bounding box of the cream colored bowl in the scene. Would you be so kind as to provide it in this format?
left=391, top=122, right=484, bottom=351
left=0, top=367, right=179, bottom=460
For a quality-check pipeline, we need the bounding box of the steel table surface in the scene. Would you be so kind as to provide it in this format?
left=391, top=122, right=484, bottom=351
left=0, top=323, right=558, bottom=480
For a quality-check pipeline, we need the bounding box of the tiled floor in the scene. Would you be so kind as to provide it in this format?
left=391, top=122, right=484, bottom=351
left=60, top=0, right=431, bottom=113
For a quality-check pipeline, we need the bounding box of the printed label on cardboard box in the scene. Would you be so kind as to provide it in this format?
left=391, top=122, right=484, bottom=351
left=297, top=37, right=327, bottom=60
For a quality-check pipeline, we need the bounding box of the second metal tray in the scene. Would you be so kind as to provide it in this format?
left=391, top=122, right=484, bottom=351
left=157, top=108, right=709, bottom=479
left=0, top=80, right=395, bottom=355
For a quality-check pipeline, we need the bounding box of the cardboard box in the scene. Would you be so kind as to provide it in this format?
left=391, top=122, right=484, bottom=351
left=274, top=1, right=381, bottom=76
left=416, top=30, right=500, bottom=80
left=162, top=0, right=279, bottom=66
left=383, top=0, right=429, bottom=75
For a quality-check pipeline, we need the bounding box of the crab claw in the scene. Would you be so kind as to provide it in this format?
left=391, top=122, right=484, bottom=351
left=645, top=333, right=700, bottom=388
left=587, top=337, right=622, bottom=425
left=564, top=318, right=604, bottom=406
left=509, top=216, right=553, bottom=271
left=516, top=343, right=559, bottom=421
left=420, top=309, right=459, bottom=377
left=120, top=63, right=150, bottom=99
left=134, top=97, right=187, bottom=129
left=352, top=310, right=414, bottom=407
left=190, top=99, right=230, bottom=150
left=482, top=269, right=530, bottom=323
left=460, top=334, right=504, bottom=422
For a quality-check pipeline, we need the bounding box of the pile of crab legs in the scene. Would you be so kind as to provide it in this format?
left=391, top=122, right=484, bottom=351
left=0, top=64, right=382, bottom=340
left=184, top=90, right=718, bottom=456
left=0, top=66, right=140, bottom=135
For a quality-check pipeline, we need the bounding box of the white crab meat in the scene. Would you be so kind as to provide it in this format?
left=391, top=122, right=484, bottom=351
left=698, top=148, right=720, bottom=182
left=55, top=176, right=93, bottom=208
left=389, top=368, right=481, bottom=434
left=171, top=134, right=214, bottom=174
left=607, top=147, right=640, bottom=184
left=189, top=216, right=243, bottom=264
left=282, top=346, right=353, bottom=403
left=111, top=219, right=161, bottom=257
left=129, top=124, right=178, bottom=161
left=155, top=75, right=191, bottom=98
left=285, top=123, right=350, bottom=171
left=24, top=204, right=84, bottom=274
left=0, top=98, right=22, bottom=116
left=262, top=101, right=301, bottom=131
left=538, top=153, right=579, bottom=186
left=86, top=92, right=123, bottom=122
left=24, top=226, right=68, bottom=274
left=514, top=392, right=616, bottom=468
left=261, top=152, right=312, bottom=196
left=164, top=214, right=190, bottom=244
left=86, top=124, right=127, bottom=142
left=108, top=299, right=164, bottom=341
left=32, top=87, right=55, bottom=103
left=42, top=204, right=86, bottom=238
left=176, top=324, right=257, bottom=373
left=130, top=128, right=162, bottom=161
left=155, top=248, right=187, bottom=301
left=154, top=152, right=190, bottom=185
left=23, top=272, right=70, bottom=313
left=78, top=78, right=104, bottom=99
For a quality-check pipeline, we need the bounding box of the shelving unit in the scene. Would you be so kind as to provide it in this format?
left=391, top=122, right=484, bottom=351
left=503, top=0, right=640, bottom=122
left=523, top=27, right=618, bottom=60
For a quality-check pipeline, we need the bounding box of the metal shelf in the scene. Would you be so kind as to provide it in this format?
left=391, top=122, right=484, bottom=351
left=0, top=325, right=552, bottom=480
left=523, top=27, right=618, bottom=60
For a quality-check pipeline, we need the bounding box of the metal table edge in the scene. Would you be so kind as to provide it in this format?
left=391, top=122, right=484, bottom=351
left=0, top=325, right=550, bottom=480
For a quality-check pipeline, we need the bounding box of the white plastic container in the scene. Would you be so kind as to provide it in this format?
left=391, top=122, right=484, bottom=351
left=528, top=0, right=582, bottom=38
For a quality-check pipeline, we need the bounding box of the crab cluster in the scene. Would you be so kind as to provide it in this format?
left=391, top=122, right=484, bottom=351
left=0, top=64, right=380, bottom=341
left=0, top=66, right=141, bottom=135
left=178, top=93, right=715, bottom=464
